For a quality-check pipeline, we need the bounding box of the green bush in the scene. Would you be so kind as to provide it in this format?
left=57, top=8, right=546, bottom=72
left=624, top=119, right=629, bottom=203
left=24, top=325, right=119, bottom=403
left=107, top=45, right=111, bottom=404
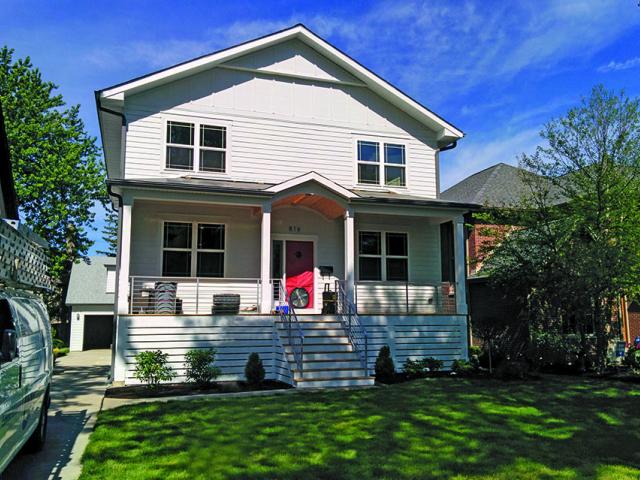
left=624, top=344, right=640, bottom=373
left=184, top=349, right=221, bottom=386
left=133, top=350, right=175, bottom=388
left=374, top=346, right=395, bottom=383
left=245, top=352, right=265, bottom=385
left=452, top=359, right=476, bottom=377
left=53, top=347, right=69, bottom=360
left=403, top=357, right=444, bottom=379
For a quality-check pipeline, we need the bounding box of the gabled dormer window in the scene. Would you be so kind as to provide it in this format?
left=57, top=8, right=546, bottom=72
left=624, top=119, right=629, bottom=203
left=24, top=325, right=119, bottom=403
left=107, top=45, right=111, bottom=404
left=166, top=120, right=227, bottom=173
left=356, top=139, right=406, bottom=187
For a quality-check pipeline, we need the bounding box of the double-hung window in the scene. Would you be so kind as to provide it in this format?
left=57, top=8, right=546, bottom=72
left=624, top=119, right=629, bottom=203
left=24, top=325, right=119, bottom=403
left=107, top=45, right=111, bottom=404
left=162, top=222, right=225, bottom=277
left=166, top=120, right=227, bottom=173
left=356, top=140, right=406, bottom=187
left=358, top=231, right=408, bottom=281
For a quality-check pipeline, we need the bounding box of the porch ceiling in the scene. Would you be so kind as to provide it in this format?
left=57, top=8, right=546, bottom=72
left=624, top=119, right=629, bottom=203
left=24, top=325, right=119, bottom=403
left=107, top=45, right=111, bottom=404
left=273, top=193, right=345, bottom=219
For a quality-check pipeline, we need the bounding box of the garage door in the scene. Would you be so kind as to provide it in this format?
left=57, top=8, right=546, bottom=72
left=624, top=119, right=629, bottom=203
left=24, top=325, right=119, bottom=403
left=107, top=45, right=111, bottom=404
left=83, top=315, right=114, bottom=350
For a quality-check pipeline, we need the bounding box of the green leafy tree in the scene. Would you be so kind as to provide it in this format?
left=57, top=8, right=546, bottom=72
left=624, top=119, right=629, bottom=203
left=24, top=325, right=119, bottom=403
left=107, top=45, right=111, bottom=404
left=96, top=209, right=118, bottom=257
left=0, top=47, right=106, bottom=320
left=485, top=86, right=640, bottom=372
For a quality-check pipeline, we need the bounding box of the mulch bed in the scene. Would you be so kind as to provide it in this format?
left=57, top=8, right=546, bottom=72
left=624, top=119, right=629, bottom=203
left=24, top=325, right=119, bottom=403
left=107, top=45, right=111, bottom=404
left=106, top=380, right=292, bottom=399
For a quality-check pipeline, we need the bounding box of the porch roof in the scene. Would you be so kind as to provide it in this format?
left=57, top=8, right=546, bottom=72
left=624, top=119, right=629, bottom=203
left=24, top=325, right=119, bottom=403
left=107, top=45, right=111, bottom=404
left=109, top=176, right=480, bottom=210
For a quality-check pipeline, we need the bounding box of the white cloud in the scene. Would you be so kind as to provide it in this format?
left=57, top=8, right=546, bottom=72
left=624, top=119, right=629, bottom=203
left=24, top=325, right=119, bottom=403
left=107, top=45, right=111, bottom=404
left=598, top=56, right=640, bottom=73
left=440, top=127, right=542, bottom=190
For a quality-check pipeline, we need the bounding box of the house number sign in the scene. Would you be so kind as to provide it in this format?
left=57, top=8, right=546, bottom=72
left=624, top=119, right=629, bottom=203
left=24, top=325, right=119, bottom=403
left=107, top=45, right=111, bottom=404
left=288, top=225, right=301, bottom=233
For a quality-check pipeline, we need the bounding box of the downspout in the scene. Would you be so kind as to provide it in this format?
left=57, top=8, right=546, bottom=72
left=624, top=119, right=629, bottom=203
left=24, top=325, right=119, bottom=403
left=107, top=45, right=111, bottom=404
left=96, top=91, right=127, bottom=382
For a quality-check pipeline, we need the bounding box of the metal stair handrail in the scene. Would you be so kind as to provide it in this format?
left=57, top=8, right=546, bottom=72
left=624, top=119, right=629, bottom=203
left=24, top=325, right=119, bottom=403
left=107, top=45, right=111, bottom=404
left=335, top=280, right=369, bottom=376
left=278, top=282, right=304, bottom=377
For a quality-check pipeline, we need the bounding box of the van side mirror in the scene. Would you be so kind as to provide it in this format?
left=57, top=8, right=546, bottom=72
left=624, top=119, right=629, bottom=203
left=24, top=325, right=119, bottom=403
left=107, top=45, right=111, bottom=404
left=1, top=329, right=17, bottom=362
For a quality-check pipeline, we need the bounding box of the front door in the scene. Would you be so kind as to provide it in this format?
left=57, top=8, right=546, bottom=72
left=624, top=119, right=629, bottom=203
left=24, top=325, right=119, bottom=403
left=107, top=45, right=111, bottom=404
left=285, top=241, right=314, bottom=309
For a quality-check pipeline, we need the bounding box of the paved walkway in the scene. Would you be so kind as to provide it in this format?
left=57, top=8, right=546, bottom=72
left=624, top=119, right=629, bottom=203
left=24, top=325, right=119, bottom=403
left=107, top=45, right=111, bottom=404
left=4, top=349, right=111, bottom=480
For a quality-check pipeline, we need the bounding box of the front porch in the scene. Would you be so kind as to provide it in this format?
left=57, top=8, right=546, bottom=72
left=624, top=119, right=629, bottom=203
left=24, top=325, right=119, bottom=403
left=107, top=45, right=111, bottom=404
left=111, top=175, right=470, bottom=385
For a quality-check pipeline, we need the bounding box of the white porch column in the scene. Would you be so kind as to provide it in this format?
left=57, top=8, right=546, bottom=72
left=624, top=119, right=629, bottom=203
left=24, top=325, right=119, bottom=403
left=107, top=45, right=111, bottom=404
left=453, top=215, right=468, bottom=315
left=113, top=200, right=132, bottom=383
left=344, top=207, right=355, bottom=303
left=116, top=202, right=132, bottom=315
left=259, top=203, right=272, bottom=314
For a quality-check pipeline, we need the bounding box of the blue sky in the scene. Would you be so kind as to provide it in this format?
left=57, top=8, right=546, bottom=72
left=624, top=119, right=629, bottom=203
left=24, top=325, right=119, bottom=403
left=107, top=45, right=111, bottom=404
left=3, top=0, right=640, bottom=254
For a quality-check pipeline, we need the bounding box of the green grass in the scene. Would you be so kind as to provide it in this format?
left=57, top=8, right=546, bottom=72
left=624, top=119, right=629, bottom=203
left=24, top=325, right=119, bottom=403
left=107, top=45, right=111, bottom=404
left=81, top=376, right=640, bottom=479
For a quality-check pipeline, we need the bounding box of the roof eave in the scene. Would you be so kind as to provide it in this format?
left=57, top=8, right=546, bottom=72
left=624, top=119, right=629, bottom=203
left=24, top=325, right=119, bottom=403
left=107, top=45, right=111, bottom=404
left=97, top=24, right=463, bottom=139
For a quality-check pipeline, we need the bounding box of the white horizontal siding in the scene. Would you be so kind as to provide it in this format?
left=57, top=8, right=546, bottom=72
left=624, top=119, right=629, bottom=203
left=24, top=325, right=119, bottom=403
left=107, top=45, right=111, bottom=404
left=123, top=57, right=439, bottom=198
left=359, top=315, right=468, bottom=372
left=116, top=315, right=292, bottom=385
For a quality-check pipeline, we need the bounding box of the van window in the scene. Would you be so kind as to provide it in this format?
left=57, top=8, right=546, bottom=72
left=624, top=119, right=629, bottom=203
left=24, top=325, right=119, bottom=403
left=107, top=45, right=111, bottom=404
left=10, top=298, right=41, bottom=335
left=0, top=299, right=18, bottom=363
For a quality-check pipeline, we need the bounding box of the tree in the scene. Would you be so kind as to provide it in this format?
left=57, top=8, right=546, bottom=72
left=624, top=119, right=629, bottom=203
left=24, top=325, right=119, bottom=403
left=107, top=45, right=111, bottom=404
left=96, top=209, right=118, bottom=257
left=484, top=86, right=640, bottom=372
left=0, top=47, right=106, bottom=320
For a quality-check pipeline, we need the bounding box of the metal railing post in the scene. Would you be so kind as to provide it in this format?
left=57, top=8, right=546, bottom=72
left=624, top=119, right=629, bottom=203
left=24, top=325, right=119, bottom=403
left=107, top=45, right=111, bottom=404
left=405, top=281, right=409, bottom=314
left=195, top=277, right=200, bottom=315
left=129, top=276, right=134, bottom=314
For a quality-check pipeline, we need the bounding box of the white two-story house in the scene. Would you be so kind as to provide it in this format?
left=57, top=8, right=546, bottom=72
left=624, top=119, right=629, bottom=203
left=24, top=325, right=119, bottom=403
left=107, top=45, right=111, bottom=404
left=97, top=24, right=475, bottom=388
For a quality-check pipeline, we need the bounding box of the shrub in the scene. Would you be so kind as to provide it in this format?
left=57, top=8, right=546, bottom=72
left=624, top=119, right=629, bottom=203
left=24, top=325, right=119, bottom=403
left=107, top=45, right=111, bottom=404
left=184, top=349, right=221, bottom=386
left=624, top=344, right=640, bottom=373
left=374, top=346, right=395, bottom=383
left=403, top=357, right=443, bottom=379
left=133, top=350, right=175, bottom=388
left=245, top=352, right=265, bottom=385
left=53, top=347, right=69, bottom=360
left=452, top=359, right=476, bottom=377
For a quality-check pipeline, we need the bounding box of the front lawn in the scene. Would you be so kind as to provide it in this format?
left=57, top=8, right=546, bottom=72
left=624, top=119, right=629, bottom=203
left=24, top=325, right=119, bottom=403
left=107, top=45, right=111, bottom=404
left=81, top=377, right=640, bottom=479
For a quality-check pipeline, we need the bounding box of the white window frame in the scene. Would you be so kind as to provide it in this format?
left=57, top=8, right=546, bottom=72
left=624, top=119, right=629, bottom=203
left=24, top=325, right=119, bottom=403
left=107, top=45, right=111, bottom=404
left=357, top=230, right=409, bottom=281
left=163, top=117, right=231, bottom=176
left=161, top=221, right=226, bottom=278
left=354, top=137, right=408, bottom=189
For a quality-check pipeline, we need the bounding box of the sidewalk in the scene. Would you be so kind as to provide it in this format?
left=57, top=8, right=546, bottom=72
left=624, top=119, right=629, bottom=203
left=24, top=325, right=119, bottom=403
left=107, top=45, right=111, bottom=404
left=4, top=349, right=111, bottom=480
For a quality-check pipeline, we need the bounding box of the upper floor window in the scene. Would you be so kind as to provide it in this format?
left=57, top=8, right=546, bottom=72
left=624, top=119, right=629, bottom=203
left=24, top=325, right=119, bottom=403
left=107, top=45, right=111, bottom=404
left=166, top=121, right=227, bottom=173
left=356, top=140, right=406, bottom=187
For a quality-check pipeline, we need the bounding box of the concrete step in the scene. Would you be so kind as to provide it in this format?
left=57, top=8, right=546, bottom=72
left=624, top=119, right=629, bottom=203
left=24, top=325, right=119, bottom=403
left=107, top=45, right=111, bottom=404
left=295, top=376, right=375, bottom=389
left=292, top=368, right=368, bottom=380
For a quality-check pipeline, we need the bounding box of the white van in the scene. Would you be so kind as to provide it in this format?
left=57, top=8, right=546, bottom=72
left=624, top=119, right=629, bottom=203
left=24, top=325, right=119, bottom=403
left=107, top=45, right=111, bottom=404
left=0, top=288, right=53, bottom=474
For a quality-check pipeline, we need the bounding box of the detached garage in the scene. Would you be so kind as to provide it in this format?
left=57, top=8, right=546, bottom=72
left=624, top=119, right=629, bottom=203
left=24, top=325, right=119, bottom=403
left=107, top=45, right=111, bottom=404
left=66, top=256, right=116, bottom=351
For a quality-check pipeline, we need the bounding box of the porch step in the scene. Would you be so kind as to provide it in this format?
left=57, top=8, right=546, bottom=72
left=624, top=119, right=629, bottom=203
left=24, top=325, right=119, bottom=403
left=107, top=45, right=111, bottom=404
left=294, top=376, right=375, bottom=389
left=277, top=315, right=371, bottom=389
left=292, top=367, right=369, bottom=380
left=286, top=342, right=354, bottom=353
left=288, top=351, right=360, bottom=362
left=281, top=335, right=352, bottom=345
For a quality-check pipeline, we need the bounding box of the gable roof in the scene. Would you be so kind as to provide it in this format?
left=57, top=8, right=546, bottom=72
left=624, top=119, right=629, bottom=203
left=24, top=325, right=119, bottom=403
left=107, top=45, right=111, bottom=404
left=441, top=163, right=539, bottom=207
left=265, top=171, right=358, bottom=199
left=97, top=24, right=463, bottom=143
left=65, top=256, right=116, bottom=306
left=0, top=101, right=19, bottom=220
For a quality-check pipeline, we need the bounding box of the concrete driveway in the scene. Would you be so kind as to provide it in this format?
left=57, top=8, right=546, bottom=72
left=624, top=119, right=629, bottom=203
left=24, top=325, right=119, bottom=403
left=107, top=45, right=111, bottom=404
left=4, top=349, right=111, bottom=480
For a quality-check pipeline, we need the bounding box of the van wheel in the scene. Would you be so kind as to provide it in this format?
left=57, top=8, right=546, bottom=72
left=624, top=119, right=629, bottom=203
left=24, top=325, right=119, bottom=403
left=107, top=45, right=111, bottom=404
left=26, top=391, right=49, bottom=452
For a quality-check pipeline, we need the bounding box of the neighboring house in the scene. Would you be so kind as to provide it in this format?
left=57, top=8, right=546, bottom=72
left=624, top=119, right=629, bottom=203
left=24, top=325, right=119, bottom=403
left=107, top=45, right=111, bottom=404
left=443, top=162, right=639, bottom=345
left=65, top=256, right=116, bottom=351
left=96, top=24, right=476, bottom=388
